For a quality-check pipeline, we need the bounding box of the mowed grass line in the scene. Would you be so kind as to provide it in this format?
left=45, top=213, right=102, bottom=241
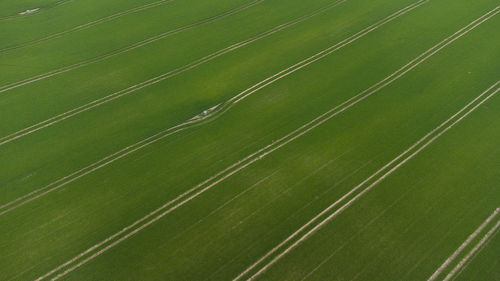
left=2, top=3, right=497, bottom=280
left=233, top=81, right=500, bottom=281
left=51, top=4, right=500, bottom=280
left=0, top=0, right=349, bottom=146
left=0, top=0, right=174, bottom=53
left=3, top=0, right=412, bottom=212
left=28, top=6, right=498, bottom=280
left=49, top=16, right=500, bottom=279
left=452, top=226, right=500, bottom=281
left=443, top=220, right=499, bottom=281
left=257, top=86, right=500, bottom=281
left=1, top=0, right=366, bottom=139
left=0, top=0, right=271, bottom=87
left=0, top=0, right=265, bottom=94
left=0, top=0, right=427, bottom=216
left=427, top=208, right=500, bottom=281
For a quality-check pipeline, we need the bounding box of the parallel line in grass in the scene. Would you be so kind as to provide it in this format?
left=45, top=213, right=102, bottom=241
left=234, top=80, right=500, bottom=281
left=428, top=208, right=500, bottom=281
left=0, top=0, right=349, bottom=146
left=305, top=198, right=496, bottom=281
left=228, top=0, right=429, bottom=105
left=0, top=0, right=174, bottom=52
left=0, top=0, right=423, bottom=216
left=30, top=2, right=481, bottom=279
left=207, top=155, right=371, bottom=280
left=298, top=177, right=430, bottom=281
left=182, top=154, right=349, bottom=267
left=443, top=219, right=500, bottom=281
left=0, top=0, right=264, bottom=94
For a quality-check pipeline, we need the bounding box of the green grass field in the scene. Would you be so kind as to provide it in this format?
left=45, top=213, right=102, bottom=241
left=0, top=0, right=499, bottom=280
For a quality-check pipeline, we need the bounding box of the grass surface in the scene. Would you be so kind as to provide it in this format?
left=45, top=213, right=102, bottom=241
left=0, top=0, right=499, bottom=280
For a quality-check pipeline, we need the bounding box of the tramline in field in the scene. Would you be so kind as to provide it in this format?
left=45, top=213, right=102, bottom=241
left=0, top=0, right=498, bottom=280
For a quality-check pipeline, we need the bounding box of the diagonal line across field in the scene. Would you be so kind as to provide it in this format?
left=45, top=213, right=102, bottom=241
left=0, top=0, right=427, bottom=216
left=442, top=219, right=500, bottom=281
left=0, top=0, right=174, bottom=53
left=428, top=208, right=500, bottom=281
left=233, top=81, right=500, bottom=281
left=0, top=0, right=348, bottom=146
left=29, top=5, right=499, bottom=281
left=0, top=0, right=265, bottom=95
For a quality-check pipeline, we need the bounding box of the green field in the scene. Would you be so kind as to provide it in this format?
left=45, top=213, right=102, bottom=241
left=0, top=0, right=499, bottom=280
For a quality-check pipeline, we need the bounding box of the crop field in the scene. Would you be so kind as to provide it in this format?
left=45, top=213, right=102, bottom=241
left=0, top=0, right=499, bottom=280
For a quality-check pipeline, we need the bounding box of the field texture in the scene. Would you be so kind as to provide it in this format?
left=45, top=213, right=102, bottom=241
left=0, top=0, right=499, bottom=280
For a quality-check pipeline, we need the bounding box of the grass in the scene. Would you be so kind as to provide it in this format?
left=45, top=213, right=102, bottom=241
left=0, top=0, right=498, bottom=280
